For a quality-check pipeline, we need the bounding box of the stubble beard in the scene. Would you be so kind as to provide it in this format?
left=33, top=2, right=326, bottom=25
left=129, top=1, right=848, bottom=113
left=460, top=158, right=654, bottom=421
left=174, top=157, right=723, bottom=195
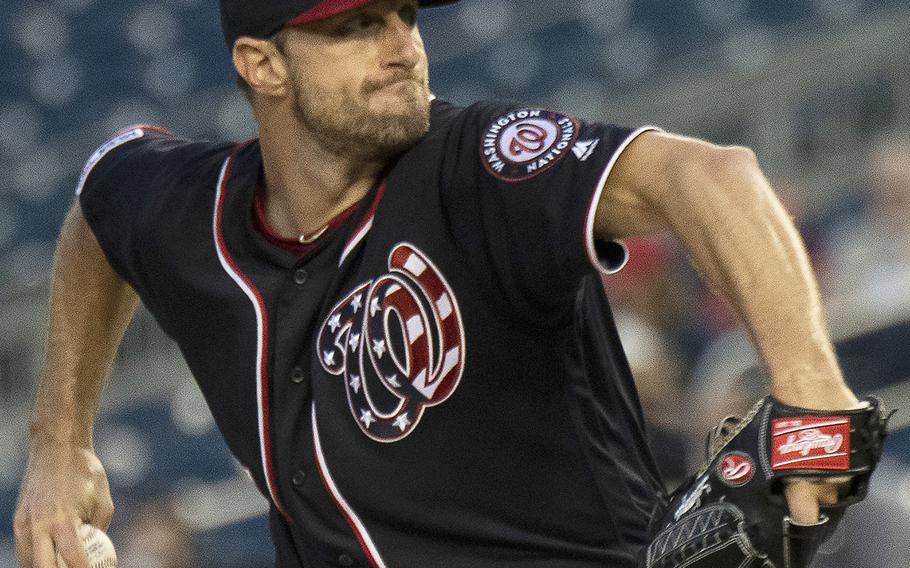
left=291, top=71, right=431, bottom=162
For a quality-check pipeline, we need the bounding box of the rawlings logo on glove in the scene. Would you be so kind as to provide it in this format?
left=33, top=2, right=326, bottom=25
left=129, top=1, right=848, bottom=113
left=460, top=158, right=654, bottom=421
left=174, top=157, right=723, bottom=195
left=640, top=396, right=892, bottom=568
left=718, top=452, right=754, bottom=486
left=771, top=418, right=850, bottom=470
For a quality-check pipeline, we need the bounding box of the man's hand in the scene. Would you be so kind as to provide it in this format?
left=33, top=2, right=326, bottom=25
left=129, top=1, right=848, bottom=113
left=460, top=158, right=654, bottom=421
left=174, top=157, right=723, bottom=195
left=14, top=437, right=114, bottom=568
left=784, top=478, right=845, bottom=525
left=642, top=395, right=888, bottom=568
left=774, top=378, right=862, bottom=525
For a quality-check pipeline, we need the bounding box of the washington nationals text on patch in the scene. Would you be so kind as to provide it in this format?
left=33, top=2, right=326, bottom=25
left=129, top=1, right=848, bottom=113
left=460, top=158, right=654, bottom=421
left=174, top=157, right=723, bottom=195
left=482, top=109, right=580, bottom=181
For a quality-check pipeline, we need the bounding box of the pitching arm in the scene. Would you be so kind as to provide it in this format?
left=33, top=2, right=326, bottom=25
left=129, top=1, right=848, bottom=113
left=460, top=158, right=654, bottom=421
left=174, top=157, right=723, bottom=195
left=14, top=200, right=138, bottom=568
left=593, top=130, right=860, bottom=523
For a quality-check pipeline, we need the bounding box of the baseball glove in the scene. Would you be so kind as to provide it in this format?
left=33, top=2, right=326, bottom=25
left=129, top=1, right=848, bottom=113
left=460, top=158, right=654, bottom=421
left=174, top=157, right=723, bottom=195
left=640, top=396, right=892, bottom=568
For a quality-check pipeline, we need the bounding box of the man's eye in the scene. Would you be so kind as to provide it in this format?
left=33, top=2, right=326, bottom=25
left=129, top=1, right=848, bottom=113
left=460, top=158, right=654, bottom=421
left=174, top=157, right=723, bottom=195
left=338, top=16, right=377, bottom=35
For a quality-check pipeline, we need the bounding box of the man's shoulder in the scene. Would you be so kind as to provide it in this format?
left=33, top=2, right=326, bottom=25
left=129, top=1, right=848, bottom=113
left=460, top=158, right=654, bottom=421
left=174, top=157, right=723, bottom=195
left=424, top=98, right=571, bottom=153
left=419, top=98, right=529, bottom=155
left=428, top=98, right=526, bottom=129
left=399, top=99, right=529, bottom=174
left=93, top=125, right=240, bottom=171
left=77, top=125, right=243, bottom=196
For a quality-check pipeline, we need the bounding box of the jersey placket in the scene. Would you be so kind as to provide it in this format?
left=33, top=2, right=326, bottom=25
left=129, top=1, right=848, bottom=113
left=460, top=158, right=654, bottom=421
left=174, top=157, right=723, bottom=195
left=268, top=224, right=386, bottom=567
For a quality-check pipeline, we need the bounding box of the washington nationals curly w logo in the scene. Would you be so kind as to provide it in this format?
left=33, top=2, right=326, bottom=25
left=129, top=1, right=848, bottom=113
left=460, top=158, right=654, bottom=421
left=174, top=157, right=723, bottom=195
left=317, top=243, right=466, bottom=442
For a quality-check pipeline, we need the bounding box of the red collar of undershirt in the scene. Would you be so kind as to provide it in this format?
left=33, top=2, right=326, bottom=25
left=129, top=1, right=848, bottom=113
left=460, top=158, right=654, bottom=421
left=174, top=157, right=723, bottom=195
left=251, top=186, right=360, bottom=256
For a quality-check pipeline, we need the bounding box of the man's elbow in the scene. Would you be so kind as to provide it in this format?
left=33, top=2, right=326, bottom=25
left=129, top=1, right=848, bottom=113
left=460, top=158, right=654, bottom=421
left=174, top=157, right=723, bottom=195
left=675, top=142, right=769, bottom=208
left=682, top=139, right=758, bottom=182
left=607, top=133, right=770, bottom=232
left=705, top=143, right=759, bottom=180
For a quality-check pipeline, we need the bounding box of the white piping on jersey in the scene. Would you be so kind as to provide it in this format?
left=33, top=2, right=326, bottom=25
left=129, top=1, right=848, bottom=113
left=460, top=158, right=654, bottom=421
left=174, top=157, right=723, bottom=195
left=212, top=155, right=286, bottom=517
left=311, top=403, right=388, bottom=568
left=339, top=216, right=374, bottom=267
left=75, top=128, right=145, bottom=196
left=583, top=125, right=662, bottom=275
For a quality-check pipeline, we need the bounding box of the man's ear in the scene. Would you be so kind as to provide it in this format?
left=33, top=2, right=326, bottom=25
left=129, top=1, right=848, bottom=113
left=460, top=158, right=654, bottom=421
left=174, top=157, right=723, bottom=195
left=232, top=37, right=290, bottom=99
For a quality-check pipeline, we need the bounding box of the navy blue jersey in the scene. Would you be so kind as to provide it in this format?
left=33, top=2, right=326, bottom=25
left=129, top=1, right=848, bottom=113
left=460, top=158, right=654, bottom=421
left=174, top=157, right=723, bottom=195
left=78, top=100, right=665, bottom=567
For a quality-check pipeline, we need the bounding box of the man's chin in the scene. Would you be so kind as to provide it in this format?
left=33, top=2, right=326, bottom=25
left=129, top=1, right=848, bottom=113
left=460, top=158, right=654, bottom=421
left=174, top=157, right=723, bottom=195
left=366, top=106, right=430, bottom=146
left=293, top=86, right=430, bottom=157
left=368, top=121, right=429, bottom=157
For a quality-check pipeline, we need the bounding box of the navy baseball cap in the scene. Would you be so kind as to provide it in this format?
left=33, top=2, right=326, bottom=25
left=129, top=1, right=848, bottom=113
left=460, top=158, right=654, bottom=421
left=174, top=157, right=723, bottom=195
left=220, top=0, right=459, bottom=48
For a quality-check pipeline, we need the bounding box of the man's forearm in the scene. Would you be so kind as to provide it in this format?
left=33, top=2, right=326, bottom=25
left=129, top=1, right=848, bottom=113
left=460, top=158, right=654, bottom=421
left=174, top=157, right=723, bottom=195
left=30, top=202, right=139, bottom=446
left=658, top=148, right=856, bottom=407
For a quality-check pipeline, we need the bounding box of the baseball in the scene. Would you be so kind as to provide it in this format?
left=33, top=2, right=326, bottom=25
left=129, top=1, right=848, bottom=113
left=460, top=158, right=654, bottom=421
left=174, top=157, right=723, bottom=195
left=56, top=524, right=117, bottom=568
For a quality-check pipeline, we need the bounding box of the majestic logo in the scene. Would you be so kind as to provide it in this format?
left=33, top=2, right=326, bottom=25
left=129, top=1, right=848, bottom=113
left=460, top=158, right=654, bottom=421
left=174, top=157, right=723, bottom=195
left=482, top=109, right=580, bottom=181
left=716, top=452, right=755, bottom=487
left=572, top=139, right=600, bottom=161
left=317, top=243, right=465, bottom=442
left=771, top=417, right=850, bottom=470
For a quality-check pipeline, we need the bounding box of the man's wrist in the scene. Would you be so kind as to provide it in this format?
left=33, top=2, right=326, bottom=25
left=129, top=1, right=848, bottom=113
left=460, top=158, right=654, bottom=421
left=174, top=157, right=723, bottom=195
left=28, top=417, right=93, bottom=449
left=768, top=364, right=860, bottom=410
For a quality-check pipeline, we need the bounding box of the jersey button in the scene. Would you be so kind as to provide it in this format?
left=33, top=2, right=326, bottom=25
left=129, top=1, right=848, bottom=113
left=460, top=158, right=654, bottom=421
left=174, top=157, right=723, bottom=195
left=290, top=367, right=305, bottom=384
left=337, top=553, right=354, bottom=567
left=292, top=470, right=306, bottom=487
left=293, top=268, right=309, bottom=285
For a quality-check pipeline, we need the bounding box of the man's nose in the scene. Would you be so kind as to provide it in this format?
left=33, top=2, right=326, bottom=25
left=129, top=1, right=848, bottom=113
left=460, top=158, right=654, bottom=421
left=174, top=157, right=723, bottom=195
left=380, top=16, right=420, bottom=69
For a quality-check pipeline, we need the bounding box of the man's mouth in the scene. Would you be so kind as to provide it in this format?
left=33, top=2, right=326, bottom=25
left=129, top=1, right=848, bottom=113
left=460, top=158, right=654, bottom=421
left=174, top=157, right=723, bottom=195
left=365, top=73, right=421, bottom=94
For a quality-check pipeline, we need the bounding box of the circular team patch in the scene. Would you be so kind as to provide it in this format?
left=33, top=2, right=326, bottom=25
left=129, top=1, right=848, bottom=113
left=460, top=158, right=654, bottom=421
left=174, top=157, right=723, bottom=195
left=717, top=451, right=755, bottom=487
left=481, top=109, right=579, bottom=182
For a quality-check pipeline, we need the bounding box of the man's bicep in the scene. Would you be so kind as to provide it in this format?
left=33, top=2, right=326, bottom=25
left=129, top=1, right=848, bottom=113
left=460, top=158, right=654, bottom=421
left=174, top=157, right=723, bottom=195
left=57, top=200, right=138, bottom=309
left=42, top=201, right=138, bottom=386
left=593, top=130, right=709, bottom=239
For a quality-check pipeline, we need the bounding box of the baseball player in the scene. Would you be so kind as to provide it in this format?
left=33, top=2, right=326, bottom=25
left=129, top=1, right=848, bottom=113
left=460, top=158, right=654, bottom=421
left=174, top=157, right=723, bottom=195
left=14, top=1, right=869, bottom=567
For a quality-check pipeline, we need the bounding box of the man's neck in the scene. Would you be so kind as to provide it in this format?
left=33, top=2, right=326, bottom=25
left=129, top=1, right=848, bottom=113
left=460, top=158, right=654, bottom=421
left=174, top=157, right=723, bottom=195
left=258, top=119, right=385, bottom=240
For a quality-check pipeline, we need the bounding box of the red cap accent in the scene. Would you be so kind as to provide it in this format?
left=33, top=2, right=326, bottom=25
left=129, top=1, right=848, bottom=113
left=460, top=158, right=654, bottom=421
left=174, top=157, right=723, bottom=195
left=287, top=0, right=376, bottom=26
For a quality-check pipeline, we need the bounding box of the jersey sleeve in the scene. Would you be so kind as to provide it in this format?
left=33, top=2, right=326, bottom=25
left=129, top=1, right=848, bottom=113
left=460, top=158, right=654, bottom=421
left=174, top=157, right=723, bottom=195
left=439, top=101, right=658, bottom=317
left=76, top=125, right=182, bottom=295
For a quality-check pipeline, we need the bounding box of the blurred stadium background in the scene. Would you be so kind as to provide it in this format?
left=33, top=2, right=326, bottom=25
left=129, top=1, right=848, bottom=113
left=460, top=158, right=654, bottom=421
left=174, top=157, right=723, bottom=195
left=2, top=0, right=909, bottom=566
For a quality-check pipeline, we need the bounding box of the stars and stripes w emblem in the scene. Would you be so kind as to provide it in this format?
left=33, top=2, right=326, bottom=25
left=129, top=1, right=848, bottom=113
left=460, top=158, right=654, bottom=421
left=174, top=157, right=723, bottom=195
left=317, top=243, right=466, bottom=442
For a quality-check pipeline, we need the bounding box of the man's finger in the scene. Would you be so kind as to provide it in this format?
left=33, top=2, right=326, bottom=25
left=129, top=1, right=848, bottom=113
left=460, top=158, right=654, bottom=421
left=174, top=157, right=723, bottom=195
left=13, top=511, right=34, bottom=567
left=30, top=531, right=57, bottom=568
left=91, top=497, right=115, bottom=531
left=816, top=481, right=840, bottom=506
left=52, top=520, right=91, bottom=568
left=784, top=479, right=820, bottom=525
